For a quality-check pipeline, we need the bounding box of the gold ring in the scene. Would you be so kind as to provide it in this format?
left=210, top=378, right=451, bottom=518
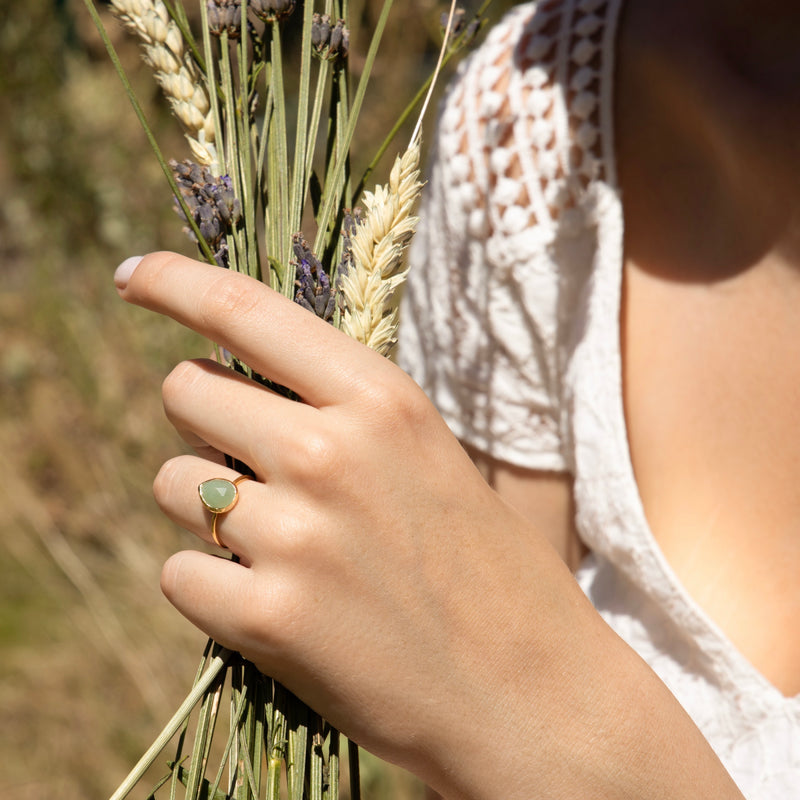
left=198, top=474, right=253, bottom=549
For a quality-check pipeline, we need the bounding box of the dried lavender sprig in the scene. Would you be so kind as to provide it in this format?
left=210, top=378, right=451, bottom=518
left=207, top=0, right=242, bottom=39
left=311, top=14, right=349, bottom=61
left=251, top=0, right=297, bottom=23
left=171, top=159, right=242, bottom=266
left=292, top=234, right=336, bottom=322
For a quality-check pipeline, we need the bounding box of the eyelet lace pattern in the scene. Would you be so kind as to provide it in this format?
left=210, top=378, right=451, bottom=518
left=400, top=0, right=619, bottom=471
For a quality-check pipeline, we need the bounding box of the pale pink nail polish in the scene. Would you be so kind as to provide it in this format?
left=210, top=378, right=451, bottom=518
left=114, top=256, right=144, bottom=290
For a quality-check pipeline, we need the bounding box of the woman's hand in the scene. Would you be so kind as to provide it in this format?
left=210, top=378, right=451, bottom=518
left=115, top=252, right=743, bottom=800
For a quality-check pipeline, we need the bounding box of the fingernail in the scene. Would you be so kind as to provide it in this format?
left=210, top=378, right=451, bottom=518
left=114, top=255, right=144, bottom=290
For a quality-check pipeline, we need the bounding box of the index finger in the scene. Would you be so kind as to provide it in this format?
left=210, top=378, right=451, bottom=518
left=115, top=251, right=392, bottom=408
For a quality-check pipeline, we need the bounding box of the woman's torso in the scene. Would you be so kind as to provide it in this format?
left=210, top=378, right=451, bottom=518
left=615, top=0, right=800, bottom=697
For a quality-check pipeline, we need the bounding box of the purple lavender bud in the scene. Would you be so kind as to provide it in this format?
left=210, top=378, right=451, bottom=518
left=171, top=160, right=243, bottom=259
left=337, top=208, right=363, bottom=279
left=195, top=203, right=222, bottom=245
left=310, top=13, right=349, bottom=62
left=315, top=269, right=335, bottom=319
left=208, top=0, right=242, bottom=38
left=210, top=175, right=242, bottom=225
left=328, top=19, right=345, bottom=56
left=294, top=259, right=316, bottom=313
left=214, top=243, right=230, bottom=268
left=250, top=0, right=296, bottom=22
left=441, top=7, right=483, bottom=46
left=465, top=19, right=482, bottom=42
left=310, top=13, right=328, bottom=51
left=291, top=232, right=324, bottom=274
left=291, top=233, right=334, bottom=322
left=441, top=7, right=467, bottom=38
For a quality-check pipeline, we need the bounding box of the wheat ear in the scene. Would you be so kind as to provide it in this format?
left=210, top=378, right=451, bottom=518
left=109, top=0, right=217, bottom=169
left=340, top=138, right=422, bottom=355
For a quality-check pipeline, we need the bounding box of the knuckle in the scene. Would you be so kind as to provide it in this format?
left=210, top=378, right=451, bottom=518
left=161, top=359, right=204, bottom=409
left=197, top=272, right=262, bottom=333
left=153, top=456, right=185, bottom=509
left=360, top=372, right=431, bottom=431
left=285, top=427, right=339, bottom=481
left=135, top=251, right=187, bottom=300
left=159, top=551, right=185, bottom=601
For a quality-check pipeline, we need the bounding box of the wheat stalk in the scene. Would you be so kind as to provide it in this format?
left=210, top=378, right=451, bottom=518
left=109, top=0, right=217, bottom=168
left=339, top=138, right=422, bottom=355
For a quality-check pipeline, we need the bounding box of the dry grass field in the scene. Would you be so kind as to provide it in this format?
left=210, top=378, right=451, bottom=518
left=0, top=1, right=511, bottom=797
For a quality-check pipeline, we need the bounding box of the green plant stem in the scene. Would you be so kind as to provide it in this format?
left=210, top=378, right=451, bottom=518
left=199, top=0, right=225, bottom=170
left=206, top=686, right=250, bottom=798
left=268, top=21, right=291, bottom=290
left=303, top=58, right=331, bottom=216
left=287, top=697, right=310, bottom=800
left=313, top=0, right=396, bottom=256
left=219, top=32, right=248, bottom=272
left=327, top=729, right=340, bottom=800
left=353, top=75, right=428, bottom=201
left=290, top=0, right=315, bottom=239
left=108, top=648, right=234, bottom=800
left=354, top=0, right=497, bottom=200
left=237, top=19, right=260, bottom=280
left=266, top=703, right=288, bottom=800
left=81, top=0, right=216, bottom=264
left=184, top=666, right=225, bottom=799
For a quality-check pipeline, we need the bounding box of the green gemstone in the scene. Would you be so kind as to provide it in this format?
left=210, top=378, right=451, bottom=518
left=198, top=478, right=238, bottom=513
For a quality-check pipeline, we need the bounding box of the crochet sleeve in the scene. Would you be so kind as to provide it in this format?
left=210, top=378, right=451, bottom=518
left=398, top=0, right=613, bottom=472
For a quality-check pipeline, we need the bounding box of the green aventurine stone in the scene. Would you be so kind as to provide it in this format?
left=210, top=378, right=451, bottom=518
left=199, top=478, right=238, bottom=512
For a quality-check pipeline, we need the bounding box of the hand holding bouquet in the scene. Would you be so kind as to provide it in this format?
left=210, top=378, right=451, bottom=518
left=84, top=1, right=493, bottom=798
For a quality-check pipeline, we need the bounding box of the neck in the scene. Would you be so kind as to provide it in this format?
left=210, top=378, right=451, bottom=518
left=629, top=0, right=800, bottom=96
left=615, top=0, right=800, bottom=281
left=713, top=2, right=800, bottom=93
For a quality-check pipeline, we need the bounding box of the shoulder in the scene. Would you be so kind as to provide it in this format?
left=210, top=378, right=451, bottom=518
left=434, top=0, right=622, bottom=250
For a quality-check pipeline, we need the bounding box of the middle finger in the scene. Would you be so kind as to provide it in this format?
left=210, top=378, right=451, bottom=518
left=162, top=358, right=319, bottom=479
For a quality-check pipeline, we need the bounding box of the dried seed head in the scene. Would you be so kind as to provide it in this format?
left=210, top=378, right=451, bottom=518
left=207, top=0, right=242, bottom=38
left=250, top=0, right=296, bottom=22
left=339, top=141, right=423, bottom=355
left=110, top=0, right=218, bottom=169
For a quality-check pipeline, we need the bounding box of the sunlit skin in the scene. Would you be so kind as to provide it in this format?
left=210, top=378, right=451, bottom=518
left=472, top=0, right=800, bottom=698
left=114, top=0, right=799, bottom=796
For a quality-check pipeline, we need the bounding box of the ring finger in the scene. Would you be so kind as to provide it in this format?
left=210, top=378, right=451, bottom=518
left=154, top=454, right=271, bottom=558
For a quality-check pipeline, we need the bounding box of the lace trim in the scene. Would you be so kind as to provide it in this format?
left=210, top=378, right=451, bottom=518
left=437, top=0, right=615, bottom=246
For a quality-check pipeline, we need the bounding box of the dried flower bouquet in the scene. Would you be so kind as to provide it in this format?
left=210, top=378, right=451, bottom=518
left=81, top=0, right=492, bottom=797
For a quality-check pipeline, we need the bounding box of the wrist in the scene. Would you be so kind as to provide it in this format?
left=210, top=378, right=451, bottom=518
left=414, top=587, right=744, bottom=800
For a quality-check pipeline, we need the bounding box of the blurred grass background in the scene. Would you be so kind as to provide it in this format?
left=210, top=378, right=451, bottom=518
left=0, top=1, right=512, bottom=797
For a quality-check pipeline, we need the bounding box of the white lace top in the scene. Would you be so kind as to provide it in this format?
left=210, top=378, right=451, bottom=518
left=397, top=1, right=800, bottom=796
